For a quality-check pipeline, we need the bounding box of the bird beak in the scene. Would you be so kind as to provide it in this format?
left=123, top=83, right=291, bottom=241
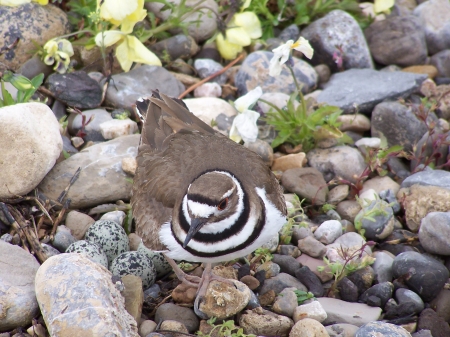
left=183, top=217, right=207, bottom=248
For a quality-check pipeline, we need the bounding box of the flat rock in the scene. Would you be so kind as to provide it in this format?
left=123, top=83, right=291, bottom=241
left=0, top=241, right=40, bottom=331
left=239, top=308, right=294, bottom=337
left=317, top=297, right=382, bottom=326
left=38, top=134, right=139, bottom=208
left=317, top=69, right=427, bottom=114
left=105, top=65, right=184, bottom=111
left=35, top=253, right=138, bottom=337
left=0, top=103, right=62, bottom=198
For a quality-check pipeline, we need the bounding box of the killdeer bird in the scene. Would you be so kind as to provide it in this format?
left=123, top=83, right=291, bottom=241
left=132, top=91, right=287, bottom=289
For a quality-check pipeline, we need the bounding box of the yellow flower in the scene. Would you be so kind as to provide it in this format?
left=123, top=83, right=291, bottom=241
left=43, top=38, right=74, bottom=74
left=269, top=37, right=314, bottom=77
left=216, top=11, right=262, bottom=60
left=95, top=30, right=161, bottom=72
left=99, top=0, right=147, bottom=33
left=374, top=0, right=394, bottom=14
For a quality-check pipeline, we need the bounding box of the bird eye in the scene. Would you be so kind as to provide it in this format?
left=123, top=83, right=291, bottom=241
left=217, top=198, right=228, bottom=211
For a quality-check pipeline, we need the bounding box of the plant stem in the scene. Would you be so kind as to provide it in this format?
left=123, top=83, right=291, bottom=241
left=287, top=63, right=302, bottom=94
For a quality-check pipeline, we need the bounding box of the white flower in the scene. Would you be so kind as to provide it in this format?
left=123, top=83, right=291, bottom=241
left=229, top=86, right=262, bottom=143
left=269, top=37, right=314, bottom=77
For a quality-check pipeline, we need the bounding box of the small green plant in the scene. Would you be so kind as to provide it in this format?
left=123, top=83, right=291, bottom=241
left=317, top=241, right=375, bottom=295
left=197, top=317, right=255, bottom=337
left=252, top=247, right=273, bottom=264
left=321, top=203, right=336, bottom=213
left=293, top=290, right=315, bottom=304
left=353, top=195, right=393, bottom=238
left=262, top=91, right=351, bottom=151
left=279, top=194, right=305, bottom=244
left=0, top=71, right=44, bottom=107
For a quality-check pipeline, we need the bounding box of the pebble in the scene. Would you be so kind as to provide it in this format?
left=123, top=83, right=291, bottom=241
left=293, top=300, right=327, bottom=323
left=337, top=114, right=371, bottom=133
left=235, top=51, right=318, bottom=96
left=281, top=167, right=328, bottom=205
left=99, top=118, right=139, bottom=140
left=371, top=101, right=430, bottom=152
left=65, top=240, right=108, bottom=268
left=296, top=254, right=333, bottom=283
left=183, top=97, right=237, bottom=127
left=355, top=321, right=412, bottom=337
left=67, top=108, right=113, bottom=142
left=272, top=287, right=299, bottom=317
left=110, top=251, right=156, bottom=289
left=122, top=275, right=144, bottom=323
left=194, top=58, right=227, bottom=85
left=0, top=3, right=71, bottom=71
left=139, top=320, right=157, bottom=337
left=326, top=323, right=359, bottom=337
left=38, top=134, right=139, bottom=209
left=317, top=69, right=427, bottom=114
left=413, top=0, right=450, bottom=55
left=154, top=303, right=199, bottom=333
left=35, top=254, right=139, bottom=336
left=418, top=211, right=450, bottom=255
left=327, top=185, right=350, bottom=204
left=355, top=198, right=395, bottom=240
left=294, top=266, right=324, bottom=297
left=271, top=153, right=306, bottom=171
left=418, top=308, right=450, bottom=337
left=297, top=235, right=327, bottom=258
left=393, top=251, right=449, bottom=302
left=239, top=275, right=260, bottom=290
left=372, top=251, right=395, bottom=283
left=64, top=210, right=95, bottom=240
left=0, top=241, right=40, bottom=331
left=259, top=273, right=308, bottom=296
left=365, top=15, right=427, bottom=67
left=301, top=10, right=373, bottom=72
left=317, top=297, right=382, bottom=326
left=307, top=145, right=366, bottom=184
left=314, top=220, right=342, bottom=244
left=239, top=308, right=294, bottom=337
left=271, top=254, right=302, bottom=276
left=337, top=277, right=359, bottom=302
left=193, top=82, right=222, bottom=98
left=289, top=317, right=329, bottom=337
left=149, top=34, right=199, bottom=61
left=360, top=281, right=394, bottom=308
left=52, top=225, right=76, bottom=252
left=0, top=103, right=62, bottom=198
left=430, top=49, right=450, bottom=78
left=85, top=219, right=130, bottom=264
left=395, top=288, right=425, bottom=315
left=105, top=65, right=184, bottom=111
left=46, top=71, right=103, bottom=109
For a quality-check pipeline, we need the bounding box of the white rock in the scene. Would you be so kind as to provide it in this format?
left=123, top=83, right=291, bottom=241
left=194, top=82, right=222, bottom=98
left=317, top=297, right=382, bottom=327
left=359, top=188, right=378, bottom=204
left=35, top=253, right=139, bottom=336
left=0, top=102, right=62, bottom=198
left=100, top=210, right=126, bottom=226
left=0, top=241, right=40, bottom=331
left=122, top=156, right=137, bottom=175
left=314, top=220, right=343, bottom=244
left=183, top=97, right=236, bottom=126
left=293, top=300, right=327, bottom=323
left=100, top=118, right=138, bottom=139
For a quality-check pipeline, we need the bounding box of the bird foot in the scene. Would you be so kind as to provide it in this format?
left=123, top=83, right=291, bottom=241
left=163, top=253, right=202, bottom=288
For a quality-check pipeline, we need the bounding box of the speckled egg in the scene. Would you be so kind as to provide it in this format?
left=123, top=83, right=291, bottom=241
left=84, top=219, right=130, bottom=264
left=65, top=240, right=109, bottom=268
left=137, top=243, right=172, bottom=278
left=110, top=251, right=156, bottom=288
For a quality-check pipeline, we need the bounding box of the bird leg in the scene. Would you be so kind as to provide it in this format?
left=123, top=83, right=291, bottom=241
left=163, top=253, right=202, bottom=288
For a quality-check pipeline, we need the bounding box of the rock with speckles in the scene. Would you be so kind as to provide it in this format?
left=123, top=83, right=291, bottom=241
left=85, top=220, right=130, bottom=265
left=137, top=243, right=172, bottom=278
left=38, top=134, right=140, bottom=209
left=35, top=253, right=139, bottom=337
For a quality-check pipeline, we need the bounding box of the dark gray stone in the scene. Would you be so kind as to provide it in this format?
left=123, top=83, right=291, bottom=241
left=278, top=24, right=300, bottom=42
left=259, top=272, right=307, bottom=296
left=46, top=71, right=103, bottom=109
left=360, top=282, right=394, bottom=308
left=371, top=102, right=429, bottom=152
left=430, top=49, right=450, bottom=78
left=271, top=254, right=302, bottom=276
left=301, top=10, right=373, bottom=72
left=418, top=308, right=450, bottom=337
left=317, top=69, right=427, bottom=114
left=295, top=266, right=324, bottom=297
left=401, top=169, right=450, bottom=190
left=149, top=34, right=199, bottom=61
left=365, top=15, right=427, bottom=67
left=155, top=303, right=199, bottom=333
left=392, top=251, right=449, bottom=302
left=337, top=277, right=359, bottom=302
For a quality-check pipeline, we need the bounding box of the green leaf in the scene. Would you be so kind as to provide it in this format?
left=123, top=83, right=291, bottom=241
left=1, top=81, right=16, bottom=106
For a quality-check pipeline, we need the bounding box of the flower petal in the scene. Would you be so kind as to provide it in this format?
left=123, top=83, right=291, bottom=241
left=234, top=110, right=260, bottom=143
left=292, top=37, right=314, bottom=59
left=233, top=12, right=262, bottom=39
left=226, top=26, right=251, bottom=47
left=115, top=40, right=133, bottom=72
left=126, top=35, right=162, bottom=66
left=229, top=118, right=242, bottom=143
left=100, top=0, right=138, bottom=23
left=234, top=86, right=263, bottom=113
left=374, top=0, right=394, bottom=13
left=95, top=30, right=124, bottom=48
left=269, top=56, right=283, bottom=77
left=0, top=0, right=30, bottom=6
left=216, top=33, right=243, bottom=60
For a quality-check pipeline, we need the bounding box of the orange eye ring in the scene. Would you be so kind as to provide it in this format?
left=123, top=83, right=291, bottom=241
left=217, top=197, right=228, bottom=211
